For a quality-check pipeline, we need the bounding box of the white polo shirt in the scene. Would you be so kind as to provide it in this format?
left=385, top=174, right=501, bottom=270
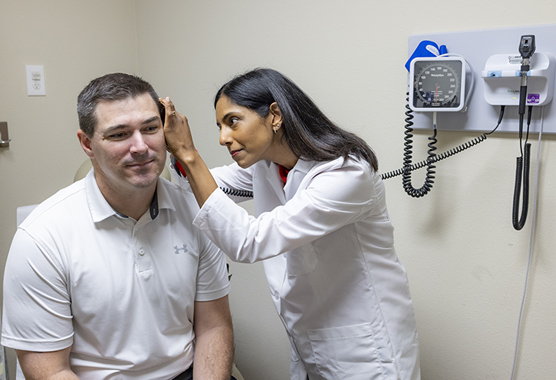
left=2, top=170, right=230, bottom=380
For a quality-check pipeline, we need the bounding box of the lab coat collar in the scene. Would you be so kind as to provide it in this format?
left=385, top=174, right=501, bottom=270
left=265, top=161, right=287, bottom=204
left=289, top=157, right=315, bottom=174
left=284, top=158, right=325, bottom=201
left=263, top=158, right=321, bottom=202
left=283, top=158, right=312, bottom=201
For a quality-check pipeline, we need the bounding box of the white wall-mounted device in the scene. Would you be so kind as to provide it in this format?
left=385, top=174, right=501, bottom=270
left=408, top=24, right=556, bottom=134
left=482, top=52, right=555, bottom=106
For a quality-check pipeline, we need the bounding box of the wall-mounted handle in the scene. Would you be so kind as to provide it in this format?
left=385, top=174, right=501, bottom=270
left=0, top=121, right=11, bottom=147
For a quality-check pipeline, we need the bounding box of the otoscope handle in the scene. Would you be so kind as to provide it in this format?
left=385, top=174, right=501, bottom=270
left=519, top=85, right=528, bottom=117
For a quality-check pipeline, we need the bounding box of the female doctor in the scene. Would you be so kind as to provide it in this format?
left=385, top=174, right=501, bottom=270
left=161, top=68, right=420, bottom=380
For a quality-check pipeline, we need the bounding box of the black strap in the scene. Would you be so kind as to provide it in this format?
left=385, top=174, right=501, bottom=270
left=150, top=188, right=159, bottom=220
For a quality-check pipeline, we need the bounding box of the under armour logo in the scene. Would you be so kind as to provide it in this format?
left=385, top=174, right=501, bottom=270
left=174, top=244, right=188, bottom=255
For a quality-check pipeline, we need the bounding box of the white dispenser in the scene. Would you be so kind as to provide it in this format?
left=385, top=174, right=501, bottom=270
left=482, top=52, right=555, bottom=106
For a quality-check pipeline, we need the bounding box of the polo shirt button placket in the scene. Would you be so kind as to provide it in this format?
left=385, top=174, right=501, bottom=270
left=133, top=224, right=152, bottom=273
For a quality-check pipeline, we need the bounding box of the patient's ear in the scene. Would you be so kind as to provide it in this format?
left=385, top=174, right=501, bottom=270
left=77, top=130, right=94, bottom=158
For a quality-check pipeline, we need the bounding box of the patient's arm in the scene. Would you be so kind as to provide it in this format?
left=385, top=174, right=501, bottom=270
left=193, top=295, right=234, bottom=380
left=16, top=347, right=79, bottom=380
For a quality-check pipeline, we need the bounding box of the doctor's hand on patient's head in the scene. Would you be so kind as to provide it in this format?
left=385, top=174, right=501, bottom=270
left=159, top=97, right=197, bottom=159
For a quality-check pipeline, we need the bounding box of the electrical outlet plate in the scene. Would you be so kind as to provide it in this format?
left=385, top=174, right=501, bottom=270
left=408, top=24, right=556, bottom=134
left=26, top=65, right=46, bottom=96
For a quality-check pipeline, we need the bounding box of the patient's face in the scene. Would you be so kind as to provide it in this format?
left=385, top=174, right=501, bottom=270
left=82, top=93, right=166, bottom=195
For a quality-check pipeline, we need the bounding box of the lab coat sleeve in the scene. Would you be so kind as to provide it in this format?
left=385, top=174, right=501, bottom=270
left=170, top=160, right=254, bottom=203
left=193, top=162, right=381, bottom=263
left=211, top=163, right=254, bottom=193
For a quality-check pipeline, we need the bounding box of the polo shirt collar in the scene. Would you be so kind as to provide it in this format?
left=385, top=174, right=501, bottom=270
left=154, top=177, right=177, bottom=215
left=85, top=170, right=174, bottom=223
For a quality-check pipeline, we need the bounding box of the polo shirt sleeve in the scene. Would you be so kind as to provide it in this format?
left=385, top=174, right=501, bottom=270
left=1, top=229, right=74, bottom=352
left=195, top=234, right=230, bottom=302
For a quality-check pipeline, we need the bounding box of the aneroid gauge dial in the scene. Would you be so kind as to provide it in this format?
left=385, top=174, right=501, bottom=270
left=409, top=57, right=466, bottom=112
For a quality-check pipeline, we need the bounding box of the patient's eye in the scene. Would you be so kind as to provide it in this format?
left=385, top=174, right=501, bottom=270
left=144, top=125, right=160, bottom=134
left=105, top=131, right=128, bottom=140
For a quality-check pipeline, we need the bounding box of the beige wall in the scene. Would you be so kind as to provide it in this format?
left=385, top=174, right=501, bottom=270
left=0, top=1, right=139, bottom=377
left=2, top=1, right=556, bottom=379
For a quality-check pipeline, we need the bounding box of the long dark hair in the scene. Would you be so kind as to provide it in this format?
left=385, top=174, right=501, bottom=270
left=214, top=68, right=378, bottom=171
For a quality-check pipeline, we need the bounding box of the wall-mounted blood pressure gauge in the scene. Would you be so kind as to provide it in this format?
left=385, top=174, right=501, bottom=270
left=409, top=57, right=466, bottom=112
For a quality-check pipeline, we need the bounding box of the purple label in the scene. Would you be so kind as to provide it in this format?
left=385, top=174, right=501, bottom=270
left=527, top=94, right=540, bottom=104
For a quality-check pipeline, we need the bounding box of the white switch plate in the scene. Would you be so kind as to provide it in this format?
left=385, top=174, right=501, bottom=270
left=26, top=65, right=46, bottom=96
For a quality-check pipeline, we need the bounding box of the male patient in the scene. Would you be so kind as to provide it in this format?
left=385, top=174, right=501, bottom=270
left=2, top=73, right=234, bottom=379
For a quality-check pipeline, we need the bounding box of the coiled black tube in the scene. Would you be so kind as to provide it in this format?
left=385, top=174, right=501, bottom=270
left=171, top=154, right=253, bottom=198
left=400, top=93, right=438, bottom=198
left=512, top=143, right=531, bottom=230
left=381, top=133, right=488, bottom=180
left=381, top=99, right=504, bottom=185
left=220, top=187, right=253, bottom=198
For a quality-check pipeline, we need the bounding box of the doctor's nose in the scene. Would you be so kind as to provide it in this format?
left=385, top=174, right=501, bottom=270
left=219, top=128, right=232, bottom=146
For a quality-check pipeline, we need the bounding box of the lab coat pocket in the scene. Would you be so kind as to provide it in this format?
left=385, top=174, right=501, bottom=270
left=307, top=323, right=398, bottom=380
left=285, top=244, right=318, bottom=276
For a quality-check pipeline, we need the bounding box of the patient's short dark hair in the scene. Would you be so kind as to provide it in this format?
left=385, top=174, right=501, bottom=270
left=77, top=73, right=159, bottom=137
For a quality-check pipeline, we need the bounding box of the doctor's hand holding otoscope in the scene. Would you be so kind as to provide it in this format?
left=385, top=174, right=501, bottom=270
left=159, top=96, right=219, bottom=208
left=161, top=68, right=421, bottom=380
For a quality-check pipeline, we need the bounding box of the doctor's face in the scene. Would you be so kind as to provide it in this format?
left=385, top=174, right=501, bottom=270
left=215, top=95, right=276, bottom=169
left=78, top=93, right=166, bottom=194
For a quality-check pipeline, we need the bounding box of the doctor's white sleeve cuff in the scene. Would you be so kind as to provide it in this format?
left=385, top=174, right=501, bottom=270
left=193, top=188, right=226, bottom=229
left=192, top=188, right=264, bottom=263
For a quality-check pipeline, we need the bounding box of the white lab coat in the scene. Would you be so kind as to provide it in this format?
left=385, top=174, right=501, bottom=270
left=180, top=156, right=420, bottom=380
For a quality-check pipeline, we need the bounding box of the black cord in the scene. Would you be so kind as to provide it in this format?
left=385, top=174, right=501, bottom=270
left=399, top=93, right=437, bottom=197
left=525, top=105, right=533, bottom=144
left=512, top=106, right=533, bottom=230
left=220, top=187, right=253, bottom=198
left=512, top=35, right=535, bottom=231
left=381, top=99, right=505, bottom=184
left=170, top=154, right=253, bottom=198
left=512, top=144, right=531, bottom=230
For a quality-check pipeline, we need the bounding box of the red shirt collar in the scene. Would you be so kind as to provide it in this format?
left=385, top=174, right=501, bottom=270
left=278, top=165, right=290, bottom=183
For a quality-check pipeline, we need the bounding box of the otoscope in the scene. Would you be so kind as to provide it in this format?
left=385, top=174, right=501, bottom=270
left=512, top=35, right=535, bottom=231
